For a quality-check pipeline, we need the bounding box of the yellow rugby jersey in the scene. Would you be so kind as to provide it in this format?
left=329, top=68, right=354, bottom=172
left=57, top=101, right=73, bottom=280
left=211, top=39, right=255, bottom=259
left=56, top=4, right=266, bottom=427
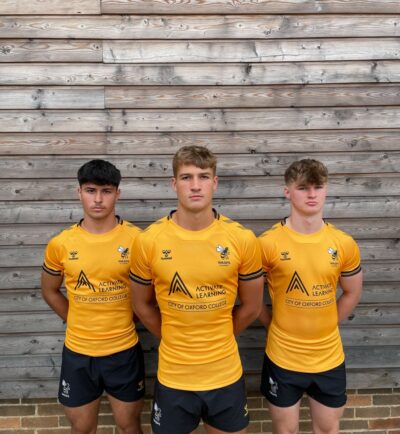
left=42, top=218, right=141, bottom=357
left=259, top=220, right=361, bottom=373
left=130, top=211, right=263, bottom=391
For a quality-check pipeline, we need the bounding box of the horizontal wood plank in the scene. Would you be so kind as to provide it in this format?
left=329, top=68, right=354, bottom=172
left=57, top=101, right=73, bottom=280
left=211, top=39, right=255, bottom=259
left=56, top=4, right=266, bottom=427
left=1, top=368, right=399, bottom=398
left=2, top=239, right=397, bottom=267
left=0, top=61, right=398, bottom=85
left=1, top=197, right=399, bottom=224
left=0, top=40, right=102, bottom=63
left=0, top=347, right=397, bottom=385
left=104, top=39, right=400, bottom=63
left=1, top=175, right=399, bottom=201
left=2, top=219, right=399, bottom=247
left=0, top=0, right=100, bottom=14
left=1, top=108, right=400, bottom=132
left=1, top=131, right=400, bottom=155
left=0, top=325, right=398, bottom=357
left=100, top=0, right=400, bottom=14
left=1, top=282, right=398, bottom=314
left=2, top=15, right=399, bottom=39
left=0, top=153, right=398, bottom=178
left=0, top=87, right=104, bottom=110
left=1, top=261, right=398, bottom=290
left=105, top=84, right=400, bottom=108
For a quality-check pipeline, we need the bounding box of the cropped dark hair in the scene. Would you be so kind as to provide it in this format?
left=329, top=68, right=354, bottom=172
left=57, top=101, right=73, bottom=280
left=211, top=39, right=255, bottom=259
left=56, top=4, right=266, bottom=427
left=77, top=159, right=121, bottom=187
left=284, top=159, right=328, bottom=186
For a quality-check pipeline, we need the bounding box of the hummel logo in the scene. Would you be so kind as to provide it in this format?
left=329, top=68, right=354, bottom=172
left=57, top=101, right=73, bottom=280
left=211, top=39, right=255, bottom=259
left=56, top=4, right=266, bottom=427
left=168, top=272, right=192, bottom=298
left=286, top=271, right=309, bottom=296
left=75, top=270, right=95, bottom=292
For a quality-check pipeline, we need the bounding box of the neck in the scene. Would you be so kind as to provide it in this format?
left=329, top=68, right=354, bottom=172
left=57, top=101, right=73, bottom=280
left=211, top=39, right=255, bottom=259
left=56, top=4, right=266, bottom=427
left=172, top=207, right=215, bottom=231
left=286, top=213, right=324, bottom=234
left=81, top=214, right=118, bottom=234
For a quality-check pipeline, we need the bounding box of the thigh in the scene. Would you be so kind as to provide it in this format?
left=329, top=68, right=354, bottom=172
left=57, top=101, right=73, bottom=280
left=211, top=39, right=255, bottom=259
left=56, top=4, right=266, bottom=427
left=151, top=380, right=202, bottom=434
left=59, top=345, right=103, bottom=408
left=108, top=393, right=144, bottom=433
left=309, top=397, right=344, bottom=434
left=102, top=343, right=146, bottom=402
left=307, top=362, right=347, bottom=408
left=267, top=401, right=301, bottom=434
left=260, top=353, right=306, bottom=407
left=63, top=397, right=101, bottom=434
left=202, top=376, right=249, bottom=433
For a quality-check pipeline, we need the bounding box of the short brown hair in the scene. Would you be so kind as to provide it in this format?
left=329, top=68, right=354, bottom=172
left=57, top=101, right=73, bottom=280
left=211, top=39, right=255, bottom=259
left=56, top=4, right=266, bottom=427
left=284, top=159, right=328, bottom=186
left=172, top=146, right=217, bottom=176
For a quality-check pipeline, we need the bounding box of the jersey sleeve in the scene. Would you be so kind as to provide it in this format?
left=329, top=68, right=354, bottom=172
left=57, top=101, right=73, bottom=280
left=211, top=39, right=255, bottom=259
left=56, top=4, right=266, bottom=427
left=258, top=231, right=275, bottom=274
left=238, top=229, right=264, bottom=281
left=42, top=236, right=64, bottom=276
left=129, top=232, right=153, bottom=286
left=340, top=236, right=362, bottom=277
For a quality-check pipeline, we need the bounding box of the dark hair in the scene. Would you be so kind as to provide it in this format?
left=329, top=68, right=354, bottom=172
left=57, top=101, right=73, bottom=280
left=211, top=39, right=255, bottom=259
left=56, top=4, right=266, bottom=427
left=77, top=159, right=121, bottom=187
left=172, top=146, right=217, bottom=176
left=284, top=159, right=328, bottom=186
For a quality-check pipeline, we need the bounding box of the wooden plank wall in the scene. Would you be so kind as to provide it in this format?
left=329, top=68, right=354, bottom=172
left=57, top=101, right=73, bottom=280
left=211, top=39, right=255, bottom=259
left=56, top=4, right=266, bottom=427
left=0, top=0, right=399, bottom=398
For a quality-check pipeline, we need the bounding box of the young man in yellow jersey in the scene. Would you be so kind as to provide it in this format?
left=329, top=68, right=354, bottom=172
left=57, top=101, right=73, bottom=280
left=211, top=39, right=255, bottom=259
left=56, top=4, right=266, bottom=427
left=41, top=160, right=144, bottom=434
left=258, top=159, right=363, bottom=434
left=130, top=146, right=264, bottom=434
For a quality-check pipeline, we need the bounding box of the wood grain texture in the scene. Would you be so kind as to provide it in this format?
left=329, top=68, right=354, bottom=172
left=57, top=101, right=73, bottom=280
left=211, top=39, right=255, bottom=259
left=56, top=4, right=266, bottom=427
left=104, top=39, right=400, bottom=63
left=0, top=0, right=100, bottom=14
left=1, top=108, right=400, bottom=132
left=105, top=84, right=400, bottom=109
left=1, top=175, right=399, bottom=201
left=0, top=87, right=104, bottom=109
left=100, top=0, right=400, bottom=14
left=1, top=61, right=398, bottom=85
left=0, top=153, right=398, bottom=178
left=1, top=197, right=398, bottom=224
left=2, top=219, right=399, bottom=247
left=2, top=15, right=399, bottom=39
left=1, top=130, right=399, bottom=155
left=0, top=40, right=102, bottom=63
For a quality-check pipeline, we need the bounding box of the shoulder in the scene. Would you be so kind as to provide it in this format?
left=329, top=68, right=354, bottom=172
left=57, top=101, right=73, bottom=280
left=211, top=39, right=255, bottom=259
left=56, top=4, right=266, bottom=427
left=46, top=224, right=77, bottom=249
left=326, top=222, right=358, bottom=247
left=120, top=220, right=142, bottom=239
left=219, top=214, right=256, bottom=242
left=136, top=216, right=168, bottom=244
left=259, top=221, right=283, bottom=245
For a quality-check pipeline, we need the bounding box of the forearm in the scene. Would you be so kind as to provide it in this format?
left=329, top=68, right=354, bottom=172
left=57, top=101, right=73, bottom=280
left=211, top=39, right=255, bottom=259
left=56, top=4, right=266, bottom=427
left=134, top=303, right=162, bottom=339
left=42, top=290, right=68, bottom=321
left=337, top=291, right=361, bottom=322
left=258, top=303, right=272, bottom=329
left=233, top=304, right=260, bottom=336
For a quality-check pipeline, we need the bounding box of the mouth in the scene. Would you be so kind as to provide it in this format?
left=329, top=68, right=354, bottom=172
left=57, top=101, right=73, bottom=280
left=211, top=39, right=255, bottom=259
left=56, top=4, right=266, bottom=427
left=306, top=201, right=318, bottom=206
left=189, top=195, right=203, bottom=200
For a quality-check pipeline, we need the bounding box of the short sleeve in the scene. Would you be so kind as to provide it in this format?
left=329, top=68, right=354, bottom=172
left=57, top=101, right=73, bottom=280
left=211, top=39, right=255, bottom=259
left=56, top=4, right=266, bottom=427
left=42, top=237, right=64, bottom=276
left=238, top=230, right=264, bottom=281
left=340, top=236, right=362, bottom=277
left=129, top=232, right=153, bottom=286
left=258, top=232, right=275, bottom=274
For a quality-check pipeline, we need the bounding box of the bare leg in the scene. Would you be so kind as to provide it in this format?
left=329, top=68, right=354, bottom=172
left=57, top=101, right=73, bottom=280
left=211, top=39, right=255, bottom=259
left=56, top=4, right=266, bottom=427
left=108, top=394, right=144, bottom=434
left=267, top=400, right=301, bottom=434
left=309, top=397, right=344, bottom=434
left=63, top=397, right=101, bottom=434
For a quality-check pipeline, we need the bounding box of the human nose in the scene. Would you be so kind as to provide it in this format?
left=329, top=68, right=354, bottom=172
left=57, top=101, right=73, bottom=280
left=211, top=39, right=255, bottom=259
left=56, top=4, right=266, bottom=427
left=94, top=191, right=103, bottom=202
left=190, top=177, right=200, bottom=190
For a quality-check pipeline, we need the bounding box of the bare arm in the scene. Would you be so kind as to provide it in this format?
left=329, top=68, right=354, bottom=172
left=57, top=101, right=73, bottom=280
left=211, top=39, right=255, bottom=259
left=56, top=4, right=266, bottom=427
left=233, top=276, right=264, bottom=336
left=131, top=281, right=161, bottom=339
left=337, top=271, right=363, bottom=323
left=41, top=271, right=68, bottom=321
